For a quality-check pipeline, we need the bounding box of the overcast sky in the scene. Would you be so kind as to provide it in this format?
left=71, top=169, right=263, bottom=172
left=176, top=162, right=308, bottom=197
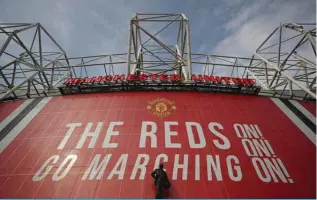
left=1, top=0, right=315, bottom=58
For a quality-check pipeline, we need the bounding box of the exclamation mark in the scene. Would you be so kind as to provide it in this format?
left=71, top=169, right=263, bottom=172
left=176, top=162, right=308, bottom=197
left=277, top=158, right=294, bottom=183
left=264, top=140, right=276, bottom=157
left=255, top=125, right=264, bottom=138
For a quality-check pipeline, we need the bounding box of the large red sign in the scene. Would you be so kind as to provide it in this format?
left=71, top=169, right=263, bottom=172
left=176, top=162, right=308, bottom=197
left=63, top=74, right=255, bottom=86
left=0, top=92, right=315, bottom=198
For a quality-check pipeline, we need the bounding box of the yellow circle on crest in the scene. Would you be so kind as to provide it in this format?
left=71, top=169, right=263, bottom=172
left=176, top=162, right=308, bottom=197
left=147, top=97, right=176, bottom=118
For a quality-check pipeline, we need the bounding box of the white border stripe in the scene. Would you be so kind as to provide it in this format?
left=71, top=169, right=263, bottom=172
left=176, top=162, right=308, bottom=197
left=0, top=99, right=33, bottom=132
left=271, top=98, right=316, bottom=145
left=289, top=100, right=316, bottom=125
left=0, top=97, right=52, bottom=153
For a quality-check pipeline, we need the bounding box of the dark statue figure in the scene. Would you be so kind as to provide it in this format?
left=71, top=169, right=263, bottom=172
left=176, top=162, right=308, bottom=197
left=151, top=163, right=171, bottom=199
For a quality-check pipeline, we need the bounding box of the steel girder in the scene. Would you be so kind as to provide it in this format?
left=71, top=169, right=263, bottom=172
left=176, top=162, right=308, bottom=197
left=0, top=16, right=316, bottom=102
left=247, top=23, right=316, bottom=101
left=127, top=13, right=192, bottom=80
left=0, top=23, right=70, bottom=101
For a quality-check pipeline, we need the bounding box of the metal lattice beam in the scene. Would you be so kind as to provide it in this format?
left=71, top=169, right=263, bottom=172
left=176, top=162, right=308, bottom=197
left=0, top=16, right=315, bottom=102
left=127, top=13, right=192, bottom=80
left=0, top=23, right=70, bottom=101
left=247, top=23, right=316, bottom=100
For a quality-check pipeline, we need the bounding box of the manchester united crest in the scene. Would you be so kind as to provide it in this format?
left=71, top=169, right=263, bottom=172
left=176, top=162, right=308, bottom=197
left=147, top=98, right=176, bottom=118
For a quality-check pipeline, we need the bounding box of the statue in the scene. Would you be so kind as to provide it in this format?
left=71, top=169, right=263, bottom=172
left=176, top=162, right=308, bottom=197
left=151, top=163, right=171, bottom=199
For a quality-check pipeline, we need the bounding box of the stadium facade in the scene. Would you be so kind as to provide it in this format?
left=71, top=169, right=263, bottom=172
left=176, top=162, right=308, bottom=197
left=0, top=14, right=315, bottom=198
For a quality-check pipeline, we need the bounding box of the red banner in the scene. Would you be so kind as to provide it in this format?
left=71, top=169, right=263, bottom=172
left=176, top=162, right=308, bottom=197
left=0, top=92, right=315, bottom=198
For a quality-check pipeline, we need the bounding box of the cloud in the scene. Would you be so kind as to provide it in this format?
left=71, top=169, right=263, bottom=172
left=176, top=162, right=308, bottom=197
left=0, top=0, right=315, bottom=80
left=223, top=1, right=267, bottom=32
left=212, top=7, right=224, bottom=17
left=212, top=0, right=316, bottom=57
left=222, top=0, right=243, bottom=7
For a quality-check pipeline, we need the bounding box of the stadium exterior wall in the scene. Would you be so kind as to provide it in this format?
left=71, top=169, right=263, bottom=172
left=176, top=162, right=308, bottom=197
left=0, top=92, right=315, bottom=198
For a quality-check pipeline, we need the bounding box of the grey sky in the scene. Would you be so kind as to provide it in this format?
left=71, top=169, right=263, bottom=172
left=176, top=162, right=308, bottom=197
left=1, top=0, right=315, bottom=58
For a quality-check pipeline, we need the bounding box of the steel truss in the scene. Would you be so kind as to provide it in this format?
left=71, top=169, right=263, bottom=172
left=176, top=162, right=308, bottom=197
left=0, top=15, right=316, bottom=102
left=127, top=13, right=192, bottom=80
left=0, top=23, right=70, bottom=101
left=248, top=23, right=316, bottom=101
